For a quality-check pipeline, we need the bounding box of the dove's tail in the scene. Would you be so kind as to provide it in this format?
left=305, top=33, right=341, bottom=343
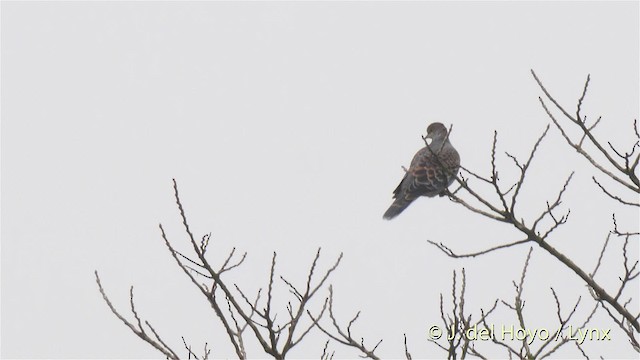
left=383, top=198, right=414, bottom=220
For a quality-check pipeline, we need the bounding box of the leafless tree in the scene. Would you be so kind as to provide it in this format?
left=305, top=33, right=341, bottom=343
left=95, top=179, right=382, bottom=359
left=424, top=248, right=601, bottom=359
left=96, top=71, right=637, bottom=358
left=425, top=70, right=639, bottom=357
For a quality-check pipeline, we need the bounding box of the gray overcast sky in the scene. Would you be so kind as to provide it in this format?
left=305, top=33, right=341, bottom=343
left=2, top=1, right=639, bottom=359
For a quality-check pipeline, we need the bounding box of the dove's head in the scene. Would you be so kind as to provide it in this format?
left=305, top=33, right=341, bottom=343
left=426, top=122, right=449, bottom=142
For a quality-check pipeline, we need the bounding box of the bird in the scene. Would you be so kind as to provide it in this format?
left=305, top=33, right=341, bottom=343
left=383, top=122, right=460, bottom=220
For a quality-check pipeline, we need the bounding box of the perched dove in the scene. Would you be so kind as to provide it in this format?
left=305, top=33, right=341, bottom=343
left=383, top=122, right=460, bottom=220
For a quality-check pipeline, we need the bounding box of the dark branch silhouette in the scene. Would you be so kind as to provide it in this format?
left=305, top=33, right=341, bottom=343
left=426, top=71, right=639, bottom=351
left=97, top=71, right=638, bottom=358
left=96, top=179, right=380, bottom=359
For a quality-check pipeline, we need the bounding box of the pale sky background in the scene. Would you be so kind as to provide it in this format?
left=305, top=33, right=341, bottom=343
left=2, top=1, right=639, bottom=359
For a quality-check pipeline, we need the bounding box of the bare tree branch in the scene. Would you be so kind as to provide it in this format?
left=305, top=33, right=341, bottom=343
left=532, top=69, right=640, bottom=192
left=427, top=238, right=530, bottom=258
left=94, top=271, right=180, bottom=359
left=592, top=177, right=640, bottom=207
left=309, top=286, right=382, bottom=360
